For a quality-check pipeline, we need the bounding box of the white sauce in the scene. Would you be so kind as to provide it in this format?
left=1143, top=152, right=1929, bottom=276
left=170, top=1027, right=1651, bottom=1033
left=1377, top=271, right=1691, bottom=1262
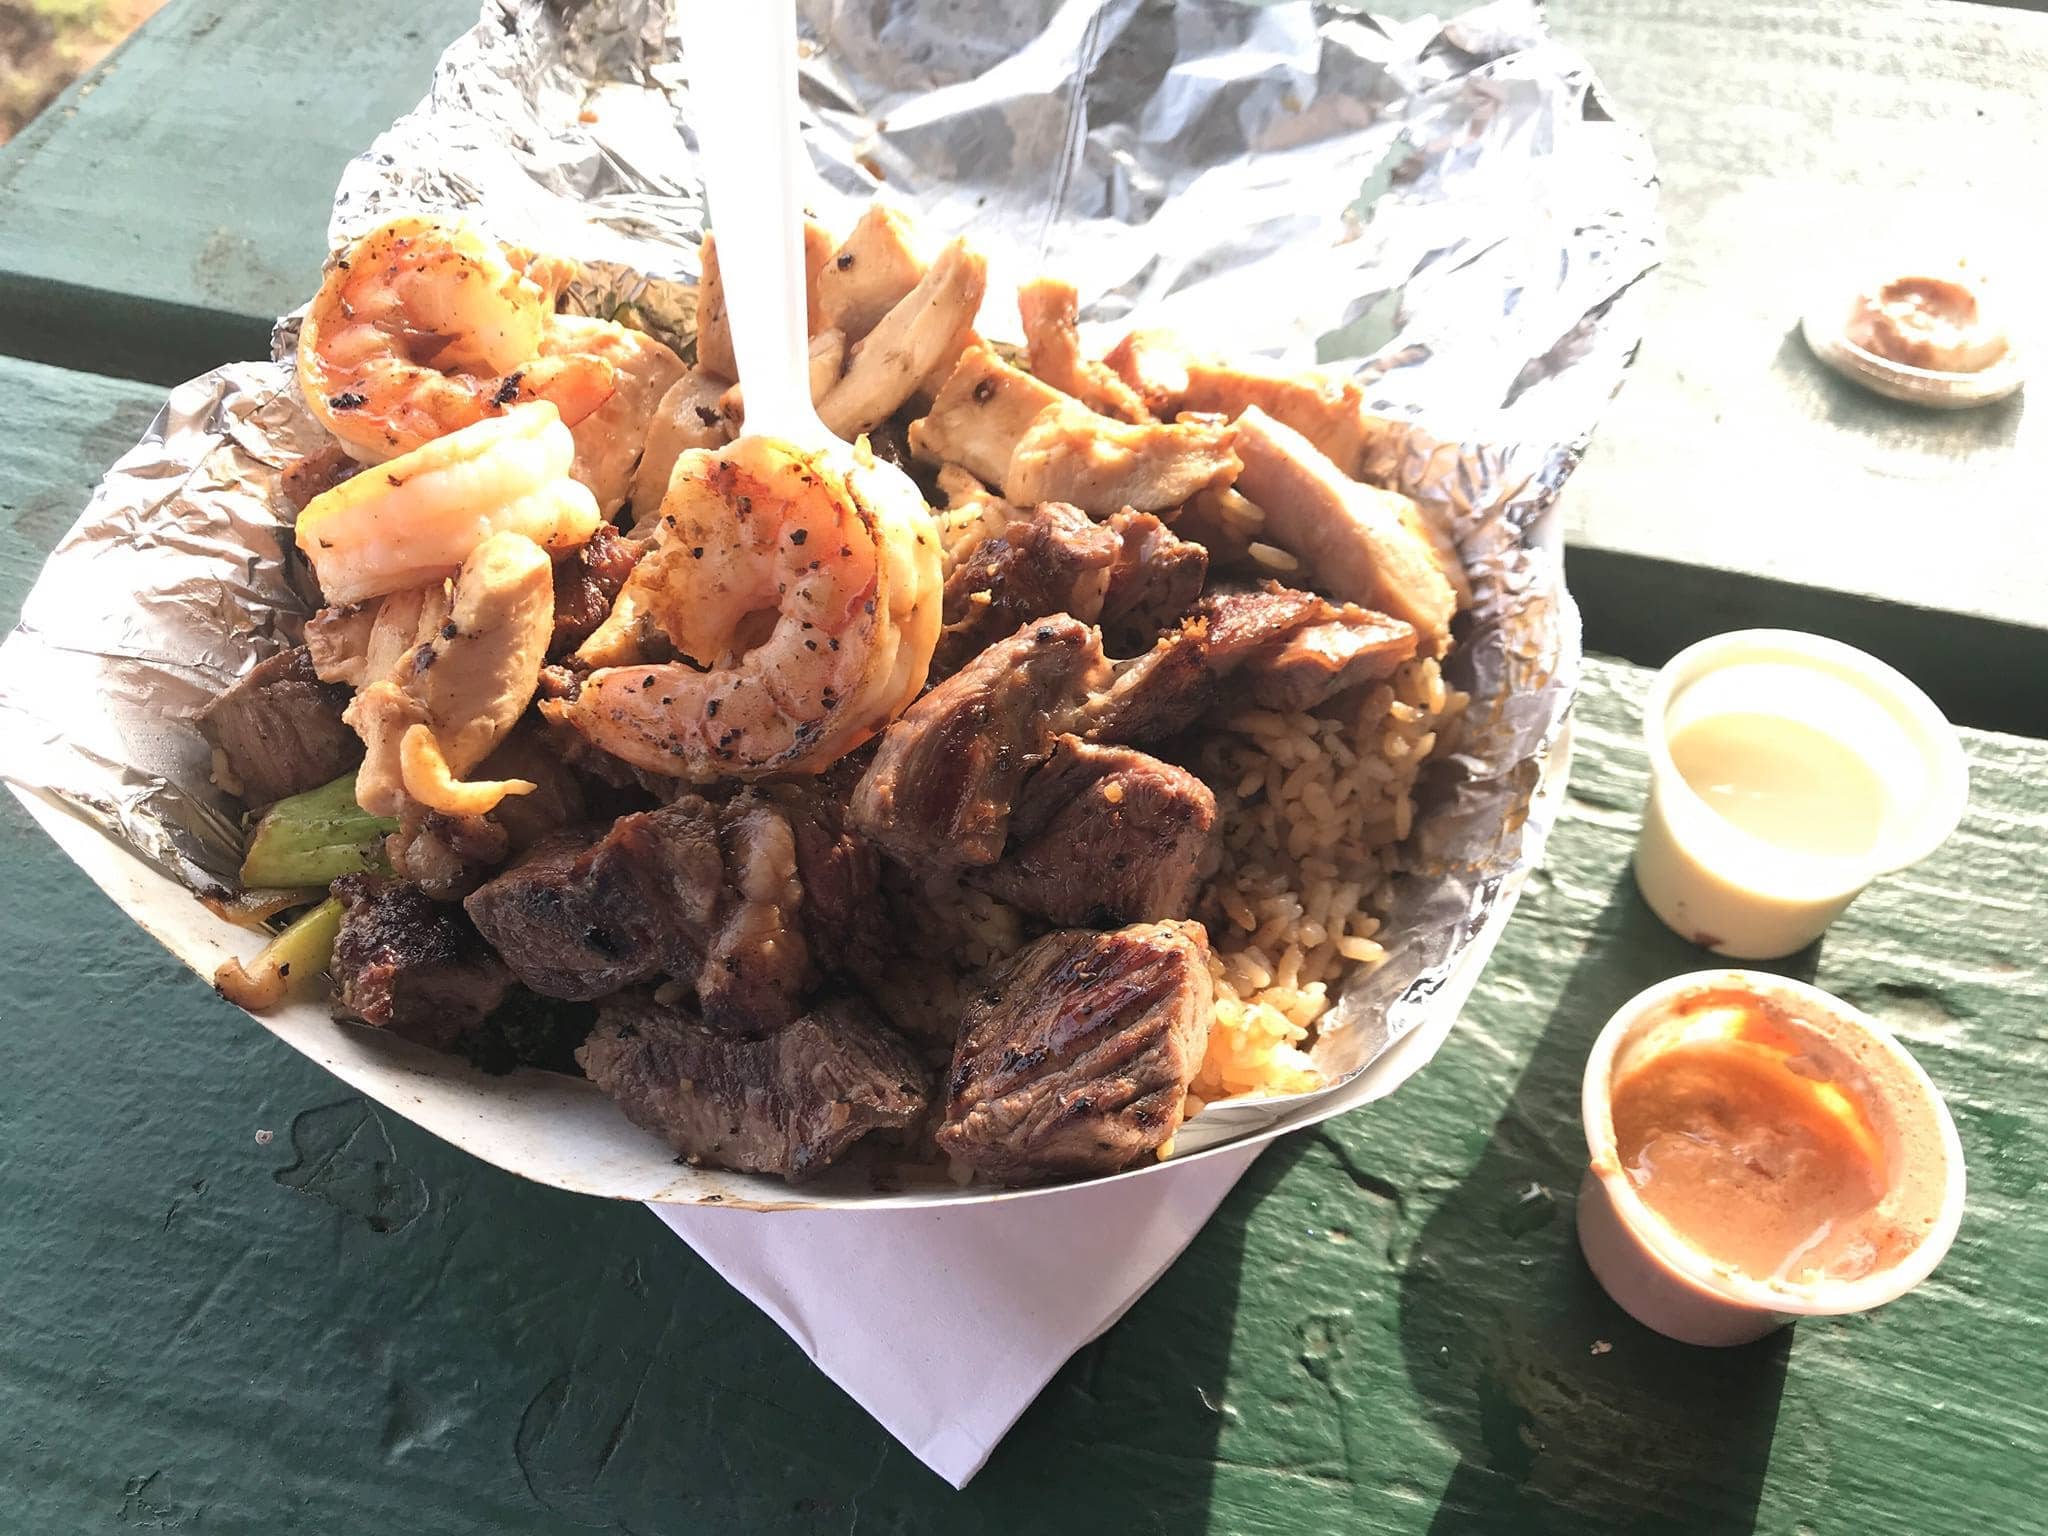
left=1669, top=711, right=1891, bottom=864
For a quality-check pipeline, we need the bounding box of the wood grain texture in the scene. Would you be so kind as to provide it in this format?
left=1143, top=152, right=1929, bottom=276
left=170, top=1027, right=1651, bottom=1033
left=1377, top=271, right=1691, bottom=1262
left=1547, top=0, right=2048, bottom=635
left=1, top=362, right=2044, bottom=1531
left=0, top=0, right=480, bottom=383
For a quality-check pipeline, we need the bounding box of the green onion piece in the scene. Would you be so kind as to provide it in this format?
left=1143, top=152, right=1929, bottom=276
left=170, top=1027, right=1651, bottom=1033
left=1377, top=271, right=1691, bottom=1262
left=200, top=885, right=329, bottom=930
left=212, top=897, right=344, bottom=1013
left=238, top=774, right=396, bottom=888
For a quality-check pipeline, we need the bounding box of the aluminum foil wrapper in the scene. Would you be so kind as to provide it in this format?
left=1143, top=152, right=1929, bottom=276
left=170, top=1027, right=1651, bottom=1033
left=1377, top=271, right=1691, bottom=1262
left=0, top=0, right=1658, bottom=1197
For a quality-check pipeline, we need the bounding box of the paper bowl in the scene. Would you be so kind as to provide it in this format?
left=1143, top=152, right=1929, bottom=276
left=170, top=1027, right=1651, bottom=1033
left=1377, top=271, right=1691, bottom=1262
left=11, top=723, right=1572, bottom=1208
left=0, top=0, right=1650, bottom=1208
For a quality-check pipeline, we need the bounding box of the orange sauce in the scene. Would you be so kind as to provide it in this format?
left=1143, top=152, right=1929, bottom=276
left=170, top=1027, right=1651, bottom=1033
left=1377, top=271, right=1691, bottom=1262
left=1846, top=275, right=2008, bottom=373
left=1611, top=990, right=1889, bottom=1284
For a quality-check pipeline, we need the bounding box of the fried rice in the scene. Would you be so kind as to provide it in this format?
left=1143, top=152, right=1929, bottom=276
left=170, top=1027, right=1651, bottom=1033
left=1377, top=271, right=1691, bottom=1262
left=1187, top=654, right=1464, bottom=1109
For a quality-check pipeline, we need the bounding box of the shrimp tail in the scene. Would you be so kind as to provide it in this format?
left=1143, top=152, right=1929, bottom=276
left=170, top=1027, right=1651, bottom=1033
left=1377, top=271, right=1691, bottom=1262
left=399, top=725, right=537, bottom=817
left=507, top=352, right=619, bottom=430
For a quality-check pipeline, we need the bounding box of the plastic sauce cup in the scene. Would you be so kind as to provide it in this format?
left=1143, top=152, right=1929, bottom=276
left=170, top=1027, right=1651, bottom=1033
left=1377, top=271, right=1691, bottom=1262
left=1634, top=630, right=1969, bottom=959
left=1578, top=969, right=1966, bottom=1347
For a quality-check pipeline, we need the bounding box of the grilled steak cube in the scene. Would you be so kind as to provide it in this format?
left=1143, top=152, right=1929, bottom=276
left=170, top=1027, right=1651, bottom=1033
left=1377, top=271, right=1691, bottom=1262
left=1080, top=626, right=1218, bottom=747
left=851, top=615, right=1107, bottom=867
left=1100, top=510, right=1207, bottom=654
left=466, top=795, right=812, bottom=1035
left=972, top=737, right=1215, bottom=926
left=331, top=874, right=511, bottom=1052
left=1234, top=607, right=1416, bottom=712
left=389, top=805, right=510, bottom=901
left=934, top=502, right=1118, bottom=674
left=198, top=645, right=360, bottom=806
left=937, top=922, right=1213, bottom=1182
left=1191, top=584, right=1328, bottom=664
left=766, top=774, right=890, bottom=981
left=579, top=993, right=929, bottom=1181
left=1079, top=587, right=1321, bottom=747
left=464, top=799, right=724, bottom=1001
left=696, top=794, right=812, bottom=1037
left=1083, top=584, right=1415, bottom=743
left=549, top=525, right=643, bottom=659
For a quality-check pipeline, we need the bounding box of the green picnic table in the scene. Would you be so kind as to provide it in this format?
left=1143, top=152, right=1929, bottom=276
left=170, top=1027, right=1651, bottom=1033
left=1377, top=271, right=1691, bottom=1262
left=2, top=2, right=2044, bottom=1531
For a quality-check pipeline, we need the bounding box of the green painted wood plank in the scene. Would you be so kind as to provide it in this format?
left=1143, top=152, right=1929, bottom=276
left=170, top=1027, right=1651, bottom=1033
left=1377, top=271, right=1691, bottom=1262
left=1564, top=545, right=2048, bottom=738
left=1, top=357, right=2045, bottom=1531
left=0, top=0, right=480, bottom=383
left=0, top=356, right=163, bottom=630
left=1548, top=0, right=2048, bottom=638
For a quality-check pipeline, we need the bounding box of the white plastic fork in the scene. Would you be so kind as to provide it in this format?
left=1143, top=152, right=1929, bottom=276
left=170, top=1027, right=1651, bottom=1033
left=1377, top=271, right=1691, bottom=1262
left=681, top=0, right=832, bottom=451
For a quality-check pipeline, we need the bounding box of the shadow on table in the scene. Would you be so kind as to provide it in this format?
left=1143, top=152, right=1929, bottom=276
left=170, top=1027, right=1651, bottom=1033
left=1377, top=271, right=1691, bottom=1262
left=1395, top=869, right=1820, bottom=1535
left=964, top=1133, right=1301, bottom=1522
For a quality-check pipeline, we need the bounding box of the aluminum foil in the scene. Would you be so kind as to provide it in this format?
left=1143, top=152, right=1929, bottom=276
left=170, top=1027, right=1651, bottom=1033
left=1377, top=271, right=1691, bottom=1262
left=0, top=0, right=1658, bottom=1193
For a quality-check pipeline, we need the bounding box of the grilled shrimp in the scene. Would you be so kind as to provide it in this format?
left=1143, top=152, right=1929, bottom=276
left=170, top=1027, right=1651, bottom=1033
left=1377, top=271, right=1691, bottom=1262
left=535, top=314, right=687, bottom=517
left=296, top=402, right=600, bottom=605
left=299, top=215, right=617, bottom=462
left=548, top=436, right=941, bottom=780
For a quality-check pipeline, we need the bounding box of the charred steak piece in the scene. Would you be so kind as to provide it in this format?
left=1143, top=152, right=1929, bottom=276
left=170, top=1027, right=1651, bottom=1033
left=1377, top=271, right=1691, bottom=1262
left=464, top=799, right=725, bottom=1002
left=1100, top=510, right=1207, bottom=655
left=972, top=737, right=1216, bottom=926
left=1078, top=587, right=1321, bottom=747
left=465, top=794, right=812, bottom=1035
left=1083, top=584, right=1416, bottom=744
left=331, top=874, right=512, bottom=1051
left=579, top=993, right=929, bottom=1181
left=1190, top=584, right=1329, bottom=664
left=1233, top=606, right=1417, bottom=712
left=765, top=774, right=890, bottom=981
left=391, top=727, right=591, bottom=901
left=851, top=615, right=1107, bottom=867
left=549, top=525, right=644, bottom=659
left=198, top=645, right=361, bottom=806
left=390, top=805, right=510, bottom=902
left=462, top=989, right=598, bottom=1077
left=936, top=922, right=1214, bottom=1182
left=1079, top=624, right=1218, bottom=747
left=934, top=502, right=1118, bottom=674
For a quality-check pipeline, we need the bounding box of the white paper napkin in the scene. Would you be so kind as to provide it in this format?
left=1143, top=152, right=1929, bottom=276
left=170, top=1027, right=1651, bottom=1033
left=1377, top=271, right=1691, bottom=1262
left=650, top=1142, right=1263, bottom=1486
